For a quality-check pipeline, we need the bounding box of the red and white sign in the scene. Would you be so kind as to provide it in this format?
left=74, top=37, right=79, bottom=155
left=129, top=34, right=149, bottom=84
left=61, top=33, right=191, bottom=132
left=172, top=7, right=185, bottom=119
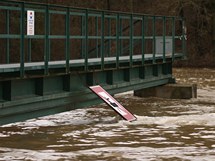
left=27, top=10, right=35, bottom=35
left=89, top=85, right=136, bottom=122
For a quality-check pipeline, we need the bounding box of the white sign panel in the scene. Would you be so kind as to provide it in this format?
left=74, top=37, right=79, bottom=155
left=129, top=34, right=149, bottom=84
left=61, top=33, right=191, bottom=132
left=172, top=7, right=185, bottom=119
left=27, top=10, right=35, bottom=35
left=156, top=37, right=172, bottom=55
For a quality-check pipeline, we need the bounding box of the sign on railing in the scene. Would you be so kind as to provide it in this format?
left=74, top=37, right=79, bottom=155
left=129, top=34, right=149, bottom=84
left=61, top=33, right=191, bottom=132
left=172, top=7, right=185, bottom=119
left=27, top=10, right=35, bottom=36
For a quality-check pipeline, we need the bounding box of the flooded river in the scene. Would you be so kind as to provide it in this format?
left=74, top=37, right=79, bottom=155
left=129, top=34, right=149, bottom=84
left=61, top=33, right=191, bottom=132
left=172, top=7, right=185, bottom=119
left=0, top=68, right=215, bottom=161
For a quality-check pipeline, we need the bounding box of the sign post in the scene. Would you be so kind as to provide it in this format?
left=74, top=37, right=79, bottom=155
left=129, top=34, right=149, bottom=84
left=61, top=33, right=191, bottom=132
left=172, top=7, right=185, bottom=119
left=27, top=10, right=35, bottom=36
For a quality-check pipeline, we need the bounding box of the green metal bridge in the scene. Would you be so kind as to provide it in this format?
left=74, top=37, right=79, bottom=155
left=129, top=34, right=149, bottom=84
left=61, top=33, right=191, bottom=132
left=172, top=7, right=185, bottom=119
left=0, top=0, right=186, bottom=125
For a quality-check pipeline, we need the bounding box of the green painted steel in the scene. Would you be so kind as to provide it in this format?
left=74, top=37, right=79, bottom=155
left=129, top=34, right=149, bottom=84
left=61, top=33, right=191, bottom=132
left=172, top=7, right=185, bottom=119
left=116, top=13, right=120, bottom=69
left=141, top=16, right=145, bottom=66
left=119, top=18, right=123, bottom=57
left=172, top=17, right=176, bottom=61
left=95, top=16, right=99, bottom=57
left=0, top=0, right=185, bottom=125
left=6, top=10, right=10, bottom=63
left=129, top=14, right=133, bottom=67
left=66, top=7, right=70, bottom=73
left=20, top=2, right=25, bottom=78
left=152, top=16, right=156, bottom=64
left=107, top=18, right=111, bottom=57
left=45, top=5, right=50, bottom=75
left=101, top=11, right=105, bottom=70
left=163, top=17, right=166, bottom=63
left=85, top=9, right=89, bottom=71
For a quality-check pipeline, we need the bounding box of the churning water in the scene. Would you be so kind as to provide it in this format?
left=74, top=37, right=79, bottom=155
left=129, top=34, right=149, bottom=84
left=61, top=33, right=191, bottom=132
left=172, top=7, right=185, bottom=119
left=0, top=68, right=215, bottom=161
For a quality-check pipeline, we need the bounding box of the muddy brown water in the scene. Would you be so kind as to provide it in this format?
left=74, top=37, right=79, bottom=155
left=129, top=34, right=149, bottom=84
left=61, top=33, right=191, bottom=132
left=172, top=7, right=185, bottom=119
left=0, top=68, right=215, bottom=161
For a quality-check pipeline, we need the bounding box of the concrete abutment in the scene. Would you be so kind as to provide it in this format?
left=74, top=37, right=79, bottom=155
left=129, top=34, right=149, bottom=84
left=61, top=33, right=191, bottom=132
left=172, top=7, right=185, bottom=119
left=134, top=83, right=197, bottom=99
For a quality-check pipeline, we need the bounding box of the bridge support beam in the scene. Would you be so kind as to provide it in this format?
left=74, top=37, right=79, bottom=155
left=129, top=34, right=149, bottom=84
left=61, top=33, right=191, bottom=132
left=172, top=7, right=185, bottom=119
left=134, top=83, right=197, bottom=99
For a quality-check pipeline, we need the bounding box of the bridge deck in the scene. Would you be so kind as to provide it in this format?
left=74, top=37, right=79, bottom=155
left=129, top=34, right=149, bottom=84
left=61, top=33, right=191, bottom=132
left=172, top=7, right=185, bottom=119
left=0, top=53, right=183, bottom=73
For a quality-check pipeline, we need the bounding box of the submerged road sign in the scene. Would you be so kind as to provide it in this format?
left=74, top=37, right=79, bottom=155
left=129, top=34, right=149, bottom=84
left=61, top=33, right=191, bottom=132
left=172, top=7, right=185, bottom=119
left=89, top=85, right=137, bottom=122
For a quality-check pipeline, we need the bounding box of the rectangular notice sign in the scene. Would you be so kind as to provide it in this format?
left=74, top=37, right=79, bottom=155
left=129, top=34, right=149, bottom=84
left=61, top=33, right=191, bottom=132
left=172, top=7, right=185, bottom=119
left=27, top=10, right=35, bottom=35
left=89, top=85, right=136, bottom=122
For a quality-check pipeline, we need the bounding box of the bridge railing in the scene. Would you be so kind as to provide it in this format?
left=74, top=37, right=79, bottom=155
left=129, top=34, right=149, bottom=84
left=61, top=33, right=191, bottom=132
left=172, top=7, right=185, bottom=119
left=0, top=0, right=186, bottom=77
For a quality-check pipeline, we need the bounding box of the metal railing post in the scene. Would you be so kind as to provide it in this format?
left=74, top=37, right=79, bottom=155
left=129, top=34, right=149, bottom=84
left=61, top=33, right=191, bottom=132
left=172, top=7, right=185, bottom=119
left=129, top=14, right=133, bottom=67
left=163, top=16, right=166, bottom=63
left=116, top=13, right=120, bottom=69
left=20, top=2, right=25, bottom=78
left=84, top=9, right=88, bottom=71
left=95, top=16, right=99, bottom=57
left=45, top=5, right=50, bottom=75
left=28, top=39, right=32, bottom=62
left=81, top=15, right=85, bottom=58
left=152, top=16, right=156, bottom=64
left=107, top=17, right=111, bottom=57
left=119, top=17, right=122, bottom=56
left=101, top=11, right=105, bottom=70
left=66, top=7, right=70, bottom=73
left=141, top=15, right=145, bottom=65
left=172, top=17, right=175, bottom=61
left=6, top=10, right=10, bottom=64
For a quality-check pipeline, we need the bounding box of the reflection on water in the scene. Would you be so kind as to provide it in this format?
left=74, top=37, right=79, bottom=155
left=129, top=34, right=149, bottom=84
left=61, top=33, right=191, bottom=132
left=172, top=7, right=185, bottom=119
left=0, top=68, right=215, bottom=161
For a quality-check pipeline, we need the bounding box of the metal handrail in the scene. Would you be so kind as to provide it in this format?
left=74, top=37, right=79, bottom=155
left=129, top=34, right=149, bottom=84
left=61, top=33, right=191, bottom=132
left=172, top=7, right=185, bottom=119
left=0, top=0, right=186, bottom=77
